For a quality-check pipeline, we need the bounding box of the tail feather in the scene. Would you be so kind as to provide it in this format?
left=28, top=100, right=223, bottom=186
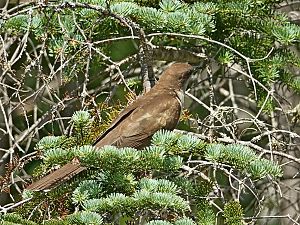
left=26, top=161, right=86, bottom=191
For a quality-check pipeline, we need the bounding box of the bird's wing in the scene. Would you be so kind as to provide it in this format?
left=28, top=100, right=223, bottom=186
left=93, top=108, right=134, bottom=145
left=93, top=93, right=154, bottom=147
left=93, top=98, right=143, bottom=145
left=113, top=132, right=151, bottom=149
left=104, top=92, right=181, bottom=149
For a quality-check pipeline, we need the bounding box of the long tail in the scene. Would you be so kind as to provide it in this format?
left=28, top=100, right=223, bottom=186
left=26, top=161, right=86, bottom=191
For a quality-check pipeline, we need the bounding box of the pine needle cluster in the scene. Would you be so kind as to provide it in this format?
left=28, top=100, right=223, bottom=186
left=1, top=111, right=282, bottom=224
left=2, top=0, right=300, bottom=99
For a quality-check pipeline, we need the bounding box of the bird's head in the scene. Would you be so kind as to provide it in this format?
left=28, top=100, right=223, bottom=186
left=156, top=63, right=194, bottom=90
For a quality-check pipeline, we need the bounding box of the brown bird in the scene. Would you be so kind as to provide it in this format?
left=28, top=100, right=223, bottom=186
left=26, top=63, right=194, bottom=191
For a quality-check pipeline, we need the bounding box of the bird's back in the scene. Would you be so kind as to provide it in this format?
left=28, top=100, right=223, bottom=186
left=94, top=87, right=182, bottom=149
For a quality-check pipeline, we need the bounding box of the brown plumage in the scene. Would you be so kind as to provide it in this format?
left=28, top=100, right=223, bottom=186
left=26, top=63, right=193, bottom=191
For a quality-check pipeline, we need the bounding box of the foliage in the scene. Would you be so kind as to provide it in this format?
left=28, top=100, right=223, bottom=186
left=0, top=213, right=37, bottom=225
left=0, top=111, right=282, bottom=224
left=223, top=201, right=244, bottom=225
left=2, top=0, right=300, bottom=94
left=0, top=0, right=299, bottom=224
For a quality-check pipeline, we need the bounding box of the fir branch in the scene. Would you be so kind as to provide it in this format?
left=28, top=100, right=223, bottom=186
left=67, top=211, right=103, bottom=225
